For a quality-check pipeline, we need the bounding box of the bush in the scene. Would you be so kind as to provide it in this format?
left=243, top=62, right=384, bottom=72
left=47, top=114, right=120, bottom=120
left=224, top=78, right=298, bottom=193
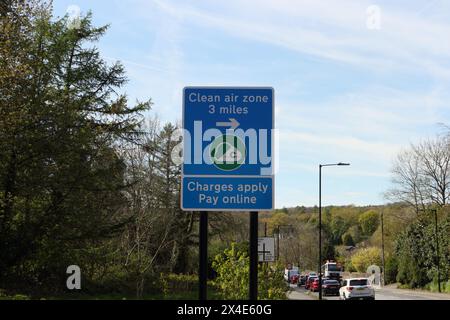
left=426, top=280, right=450, bottom=293
left=160, top=273, right=198, bottom=297
left=351, top=247, right=381, bottom=273
left=212, top=243, right=287, bottom=300
left=342, top=233, right=355, bottom=246
left=11, top=294, right=30, bottom=300
left=0, top=290, right=30, bottom=300
left=257, top=263, right=287, bottom=300
left=344, top=258, right=356, bottom=272
left=384, top=256, right=398, bottom=284
left=393, top=219, right=443, bottom=289
left=396, top=252, right=428, bottom=289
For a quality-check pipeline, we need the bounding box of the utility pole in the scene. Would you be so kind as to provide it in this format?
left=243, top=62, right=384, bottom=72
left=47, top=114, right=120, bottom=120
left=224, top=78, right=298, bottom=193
left=276, top=225, right=280, bottom=261
left=264, top=222, right=268, bottom=268
left=276, top=225, right=294, bottom=262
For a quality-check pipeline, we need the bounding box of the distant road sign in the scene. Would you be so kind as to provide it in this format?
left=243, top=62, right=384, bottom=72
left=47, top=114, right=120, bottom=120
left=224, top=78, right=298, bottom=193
left=258, top=237, right=275, bottom=262
left=181, top=87, right=274, bottom=211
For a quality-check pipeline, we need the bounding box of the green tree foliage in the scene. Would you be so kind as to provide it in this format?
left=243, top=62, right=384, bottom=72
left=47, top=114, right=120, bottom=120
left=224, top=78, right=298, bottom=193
left=395, top=215, right=450, bottom=288
left=328, top=216, right=349, bottom=245
left=346, top=225, right=362, bottom=244
left=344, top=258, right=356, bottom=273
left=386, top=134, right=450, bottom=288
left=0, top=1, right=251, bottom=298
left=384, top=256, right=398, bottom=285
left=342, top=233, right=355, bottom=246
left=212, top=243, right=286, bottom=300
left=0, top=1, right=150, bottom=292
left=267, top=211, right=290, bottom=234
left=323, top=242, right=336, bottom=261
left=359, top=210, right=379, bottom=237
left=350, top=247, right=381, bottom=273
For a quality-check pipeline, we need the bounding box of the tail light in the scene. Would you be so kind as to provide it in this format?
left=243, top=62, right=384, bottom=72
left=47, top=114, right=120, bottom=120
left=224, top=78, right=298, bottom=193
left=347, top=286, right=354, bottom=291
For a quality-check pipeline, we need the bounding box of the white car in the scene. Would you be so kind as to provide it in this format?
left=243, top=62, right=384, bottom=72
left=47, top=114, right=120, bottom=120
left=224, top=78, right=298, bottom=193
left=339, top=278, right=375, bottom=300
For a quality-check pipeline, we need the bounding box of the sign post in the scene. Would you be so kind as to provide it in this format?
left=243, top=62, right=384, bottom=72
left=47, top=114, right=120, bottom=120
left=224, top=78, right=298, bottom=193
left=199, top=211, right=208, bottom=300
left=258, top=237, right=275, bottom=262
left=181, top=87, right=274, bottom=300
left=249, top=211, right=258, bottom=300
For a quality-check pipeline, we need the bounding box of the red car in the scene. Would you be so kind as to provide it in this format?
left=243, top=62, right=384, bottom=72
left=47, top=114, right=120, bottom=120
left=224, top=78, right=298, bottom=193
left=290, top=274, right=299, bottom=284
left=310, top=278, right=320, bottom=292
left=305, top=276, right=317, bottom=290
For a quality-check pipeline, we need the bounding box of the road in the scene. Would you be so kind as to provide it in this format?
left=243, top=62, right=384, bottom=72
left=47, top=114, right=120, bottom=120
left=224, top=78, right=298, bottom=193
left=287, top=284, right=450, bottom=300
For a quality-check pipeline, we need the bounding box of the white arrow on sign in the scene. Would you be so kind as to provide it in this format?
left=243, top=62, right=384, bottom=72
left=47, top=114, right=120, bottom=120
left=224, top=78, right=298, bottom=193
left=216, top=118, right=240, bottom=130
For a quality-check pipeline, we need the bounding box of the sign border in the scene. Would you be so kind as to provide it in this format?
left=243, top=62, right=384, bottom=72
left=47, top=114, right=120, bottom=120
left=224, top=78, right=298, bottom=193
left=181, top=86, right=275, bottom=212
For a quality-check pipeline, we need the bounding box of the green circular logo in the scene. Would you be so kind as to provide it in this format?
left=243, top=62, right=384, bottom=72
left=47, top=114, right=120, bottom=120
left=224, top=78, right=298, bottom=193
left=210, top=135, right=246, bottom=171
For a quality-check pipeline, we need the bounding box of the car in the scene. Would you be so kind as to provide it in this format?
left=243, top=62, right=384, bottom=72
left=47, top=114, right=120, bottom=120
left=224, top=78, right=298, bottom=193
left=310, top=278, right=320, bottom=292
left=297, top=275, right=306, bottom=287
left=303, top=275, right=310, bottom=287
left=339, top=278, right=375, bottom=300
left=303, top=272, right=317, bottom=287
left=305, top=276, right=317, bottom=290
left=322, top=279, right=340, bottom=296
left=284, top=268, right=299, bottom=284
left=290, top=273, right=299, bottom=285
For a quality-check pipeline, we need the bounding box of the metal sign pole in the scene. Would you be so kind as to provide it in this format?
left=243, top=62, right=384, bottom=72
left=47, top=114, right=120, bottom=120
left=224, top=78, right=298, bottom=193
left=199, top=211, right=208, bottom=300
left=249, top=211, right=258, bottom=300
left=262, top=243, right=266, bottom=262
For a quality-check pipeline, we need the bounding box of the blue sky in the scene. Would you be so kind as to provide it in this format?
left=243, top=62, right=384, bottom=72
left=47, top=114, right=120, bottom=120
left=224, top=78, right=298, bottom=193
left=53, top=0, right=450, bottom=208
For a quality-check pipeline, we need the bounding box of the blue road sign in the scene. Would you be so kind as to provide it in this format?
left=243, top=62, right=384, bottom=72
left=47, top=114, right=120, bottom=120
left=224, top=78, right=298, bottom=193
left=181, top=87, right=274, bottom=211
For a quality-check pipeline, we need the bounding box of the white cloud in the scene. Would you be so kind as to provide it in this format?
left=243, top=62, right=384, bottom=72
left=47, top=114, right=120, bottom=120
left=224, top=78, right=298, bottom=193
left=281, top=131, right=400, bottom=161
left=117, top=0, right=450, bottom=206
left=277, top=85, right=449, bottom=142
left=151, top=0, right=450, bottom=79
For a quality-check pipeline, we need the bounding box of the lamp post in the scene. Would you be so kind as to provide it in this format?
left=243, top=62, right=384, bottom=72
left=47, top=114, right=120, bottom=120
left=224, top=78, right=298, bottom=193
left=380, top=210, right=386, bottom=286
left=318, top=162, right=350, bottom=300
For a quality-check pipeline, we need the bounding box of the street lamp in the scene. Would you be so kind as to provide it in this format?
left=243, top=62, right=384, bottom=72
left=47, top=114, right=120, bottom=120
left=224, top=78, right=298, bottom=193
left=318, top=162, right=350, bottom=300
